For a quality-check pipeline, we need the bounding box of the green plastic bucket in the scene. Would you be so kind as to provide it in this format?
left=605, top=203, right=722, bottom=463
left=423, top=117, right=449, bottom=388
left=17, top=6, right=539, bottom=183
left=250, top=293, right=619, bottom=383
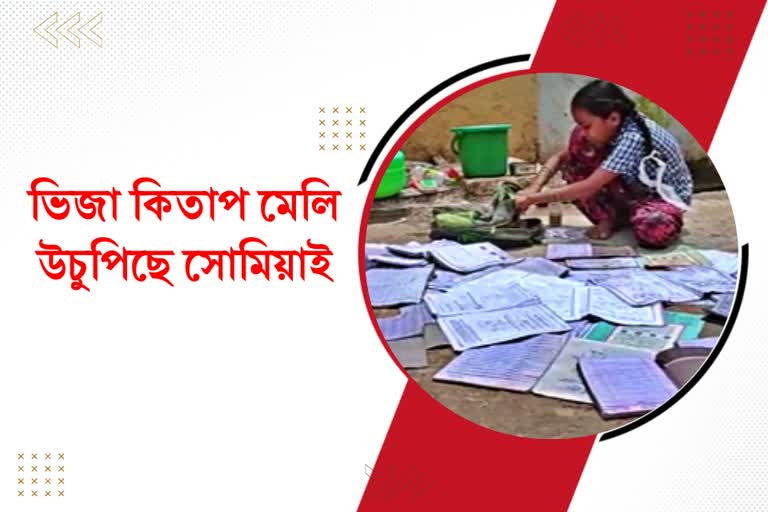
left=450, top=124, right=511, bottom=178
left=375, top=150, right=407, bottom=199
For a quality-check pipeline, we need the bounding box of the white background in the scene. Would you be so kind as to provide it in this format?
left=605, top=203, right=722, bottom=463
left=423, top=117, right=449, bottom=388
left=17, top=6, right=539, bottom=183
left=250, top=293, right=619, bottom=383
left=2, top=1, right=765, bottom=510
left=0, top=1, right=556, bottom=510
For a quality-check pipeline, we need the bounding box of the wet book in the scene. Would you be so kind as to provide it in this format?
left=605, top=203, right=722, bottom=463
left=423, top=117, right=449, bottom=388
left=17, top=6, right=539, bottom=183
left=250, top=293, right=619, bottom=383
left=578, top=346, right=710, bottom=419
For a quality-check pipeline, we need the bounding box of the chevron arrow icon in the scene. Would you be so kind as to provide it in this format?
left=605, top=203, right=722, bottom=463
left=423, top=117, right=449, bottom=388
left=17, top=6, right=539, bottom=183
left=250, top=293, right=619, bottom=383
left=33, top=12, right=59, bottom=48
left=34, top=12, right=102, bottom=48
left=57, top=12, right=80, bottom=48
left=78, top=12, right=103, bottom=47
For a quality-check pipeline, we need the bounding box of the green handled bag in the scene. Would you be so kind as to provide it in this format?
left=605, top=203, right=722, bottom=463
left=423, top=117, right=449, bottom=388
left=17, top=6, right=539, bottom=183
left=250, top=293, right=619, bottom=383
left=428, top=184, right=543, bottom=248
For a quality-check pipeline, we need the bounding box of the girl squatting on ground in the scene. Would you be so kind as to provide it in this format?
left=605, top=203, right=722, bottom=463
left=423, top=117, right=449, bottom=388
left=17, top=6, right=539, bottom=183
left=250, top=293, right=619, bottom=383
left=517, top=80, right=694, bottom=248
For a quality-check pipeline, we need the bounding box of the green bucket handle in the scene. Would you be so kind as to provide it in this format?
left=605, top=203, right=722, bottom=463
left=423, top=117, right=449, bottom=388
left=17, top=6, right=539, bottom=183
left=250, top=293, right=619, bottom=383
left=450, top=133, right=462, bottom=156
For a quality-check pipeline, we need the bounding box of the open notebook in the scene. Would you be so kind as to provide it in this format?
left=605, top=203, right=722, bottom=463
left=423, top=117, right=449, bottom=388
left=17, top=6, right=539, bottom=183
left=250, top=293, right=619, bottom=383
left=578, top=346, right=711, bottom=419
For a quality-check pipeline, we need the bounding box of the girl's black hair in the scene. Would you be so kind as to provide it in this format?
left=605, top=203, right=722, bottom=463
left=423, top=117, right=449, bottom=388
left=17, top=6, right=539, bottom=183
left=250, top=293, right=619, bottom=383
left=571, top=79, right=653, bottom=154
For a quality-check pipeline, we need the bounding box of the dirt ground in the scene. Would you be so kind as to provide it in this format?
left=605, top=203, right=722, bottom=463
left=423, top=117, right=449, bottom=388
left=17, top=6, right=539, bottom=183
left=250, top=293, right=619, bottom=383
left=366, top=185, right=738, bottom=439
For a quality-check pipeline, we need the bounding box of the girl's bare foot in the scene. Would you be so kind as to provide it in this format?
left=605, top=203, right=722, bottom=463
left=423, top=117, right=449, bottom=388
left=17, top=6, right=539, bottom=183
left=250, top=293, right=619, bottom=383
left=586, top=221, right=615, bottom=240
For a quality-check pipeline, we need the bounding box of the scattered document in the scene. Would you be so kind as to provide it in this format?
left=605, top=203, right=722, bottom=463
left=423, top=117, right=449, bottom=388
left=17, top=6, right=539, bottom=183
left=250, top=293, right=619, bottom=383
left=377, top=303, right=433, bottom=341
left=364, top=243, right=391, bottom=270
left=566, top=269, right=637, bottom=283
left=583, top=311, right=705, bottom=342
left=605, top=324, right=684, bottom=352
left=578, top=286, right=665, bottom=326
left=657, top=266, right=737, bottom=294
left=430, top=242, right=518, bottom=273
left=677, top=336, right=719, bottom=349
left=518, top=275, right=587, bottom=322
left=443, top=265, right=509, bottom=290
left=532, top=339, right=651, bottom=403
left=642, top=251, right=704, bottom=268
left=448, top=266, right=531, bottom=296
left=433, top=334, right=568, bottom=392
left=699, top=249, right=739, bottom=276
left=428, top=269, right=464, bottom=291
left=593, top=271, right=700, bottom=306
left=592, top=245, right=638, bottom=258
left=400, top=302, right=435, bottom=325
left=578, top=356, right=679, bottom=419
left=367, top=254, right=429, bottom=267
left=387, top=239, right=457, bottom=258
left=364, top=243, right=391, bottom=258
left=709, top=293, right=734, bottom=318
left=377, top=313, right=424, bottom=341
left=424, top=323, right=450, bottom=349
left=438, top=304, right=571, bottom=351
left=366, top=265, right=434, bottom=307
left=567, top=320, right=595, bottom=339
left=582, top=321, right=617, bottom=341
left=513, top=257, right=569, bottom=277
left=425, top=282, right=538, bottom=317
left=546, top=243, right=593, bottom=260
left=678, top=297, right=717, bottom=309
left=664, top=311, right=706, bottom=340
left=565, top=257, right=640, bottom=270
left=388, top=337, right=428, bottom=369
left=543, top=227, right=588, bottom=243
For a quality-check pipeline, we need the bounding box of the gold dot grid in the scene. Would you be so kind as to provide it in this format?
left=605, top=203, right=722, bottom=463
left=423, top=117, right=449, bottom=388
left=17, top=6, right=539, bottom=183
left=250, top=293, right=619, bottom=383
left=318, top=106, right=367, bottom=151
left=17, top=453, right=64, bottom=497
left=685, top=10, right=736, bottom=56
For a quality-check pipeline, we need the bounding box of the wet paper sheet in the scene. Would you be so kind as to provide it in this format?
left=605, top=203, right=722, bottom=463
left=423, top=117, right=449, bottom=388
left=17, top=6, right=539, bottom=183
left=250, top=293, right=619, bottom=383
left=677, top=336, right=719, bottom=349
left=699, top=249, right=739, bottom=276
left=578, top=286, right=665, bottom=326
left=366, top=265, right=434, bottom=307
left=512, top=257, right=569, bottom=277
left=592, top=245, right=638, bottom=258
left=433, top=334, right=568, bottom=392
left=437, top=304, right=571, bottom=351
left=578, top=357, right=679, bottom=419
left=367, top=254, right=429, bottom=267
left=657, top=266, right=737, bottom=295
left=593, top=271, right=701, bottom=306
left=364, top=243, right=391, bottom=258
left=430, top=242, right=518, bottom=273
left=565, top=257, right=640, bottom=270
left=428, top=269, right=464, bottom=291
left=424, top=282, right=538, bottom=317
left=605, top=324, right=684, bottom=352
left=433, top=265, right=509, bottom=292
left=566, top=269, right=637, bottom=283
left=377, top=304, right=433, bottom=341
left=424, top=323, right=450, bottom=349
left=386, top=239, right=458, bottom=259
left=543, top=227, right=589, bottom=243
left=517, top=274, right=587, bottom=322
left=642, top=251, right=704, bottom=268
left=709, top=293, right=735, bottom=318
left=364, top=243, right=391, bottom=270
left=532, top=339, right=651, bottom=403
left=567, top=320, right=596, bottom=339
left=546, top=243, right=593, bottom=260
left=388, top=337, right=428, bottom=369
left=400, top=303, right=435, bottom=325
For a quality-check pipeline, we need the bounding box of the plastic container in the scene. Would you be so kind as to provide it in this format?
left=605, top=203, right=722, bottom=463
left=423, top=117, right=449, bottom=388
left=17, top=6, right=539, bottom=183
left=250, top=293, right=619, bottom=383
left=450, top=124, right=511, bottom=178
left=548, top=202, right=563, bottom=227
left=375, top=150, right=407, bottom=199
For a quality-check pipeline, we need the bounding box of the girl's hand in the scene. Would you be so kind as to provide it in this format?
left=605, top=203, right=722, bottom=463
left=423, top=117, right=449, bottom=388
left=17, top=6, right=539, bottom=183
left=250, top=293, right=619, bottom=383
left=518, top=186, right=540, bottom=196
left=515, top=192, right=538, bottom=212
